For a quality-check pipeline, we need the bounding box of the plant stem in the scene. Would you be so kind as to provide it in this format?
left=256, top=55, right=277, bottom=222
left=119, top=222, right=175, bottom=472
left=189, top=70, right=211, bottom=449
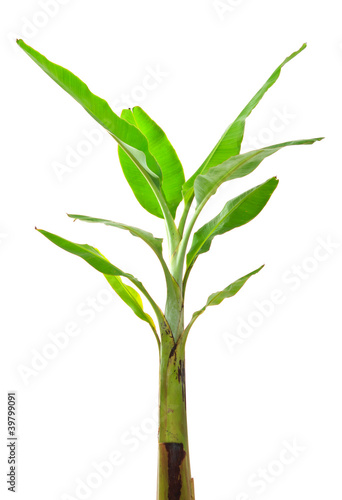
left=171, top=203, right=202, bottom=286
left=178, top=197, right=193, bottom=237
left=156, top=192, right=199, bottom=499
left=157, top=337, right=195, bottom=500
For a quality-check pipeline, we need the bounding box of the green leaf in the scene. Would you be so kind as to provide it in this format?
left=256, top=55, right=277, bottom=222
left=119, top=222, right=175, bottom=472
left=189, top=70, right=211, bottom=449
left=67, top=213, right=164, bottom=258
left=187, top=177, right=279, bottom=268
left=182, top=44, right=307, bottom=202
left=117, top=111, right=163, bottom=218
left=131, top=107, right=185, bottom=217
left=119, top=107, right=185, bottom=218
left=17, top=39, right=168, bottom=220
left=36, top=228, right=163, bottom=340
left=183, top=266, right=264, bottom=339
left=66, top=214, right=181, bottom=334
left=121, top=108, right=136, bottom=126
left=194, top=138, right=323, bottom=207
left=104, top=275, right=157, bottom=334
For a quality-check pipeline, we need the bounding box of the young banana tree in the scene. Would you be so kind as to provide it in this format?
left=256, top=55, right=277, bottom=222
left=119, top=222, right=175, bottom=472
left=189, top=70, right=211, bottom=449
left=17, top=39, right=322, bottom=500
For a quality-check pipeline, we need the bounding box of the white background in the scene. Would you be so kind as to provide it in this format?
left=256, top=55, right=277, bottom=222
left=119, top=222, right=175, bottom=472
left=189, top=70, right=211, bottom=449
left=1, top=1, right=342, bottom=499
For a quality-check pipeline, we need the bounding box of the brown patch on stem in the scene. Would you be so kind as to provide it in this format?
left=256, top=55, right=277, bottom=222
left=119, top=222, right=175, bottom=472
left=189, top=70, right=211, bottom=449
left=169, top=341, right=178, bottom=360
left=177, top=359, right=186, bottom=404
left=161, top=442, right=186, bottom=500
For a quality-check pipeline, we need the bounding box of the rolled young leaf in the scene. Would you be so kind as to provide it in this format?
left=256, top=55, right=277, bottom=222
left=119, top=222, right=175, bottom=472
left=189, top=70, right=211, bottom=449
left=186, top=177, right=279, bottom=268
left=16, top=40, right=171, bottom=221
left=36, top=228, right=164, bottom=340
left=194, top=138, right=323, bottom=207
left=182, top=265, right=264, bottom=342
left=122, top=107, right=185, bottom=218
left=182, top=43, right=307, bottom=203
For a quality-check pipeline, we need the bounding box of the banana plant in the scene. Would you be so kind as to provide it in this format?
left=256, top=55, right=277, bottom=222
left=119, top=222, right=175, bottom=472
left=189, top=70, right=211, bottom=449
left=17, top=39, right=322, bottom=500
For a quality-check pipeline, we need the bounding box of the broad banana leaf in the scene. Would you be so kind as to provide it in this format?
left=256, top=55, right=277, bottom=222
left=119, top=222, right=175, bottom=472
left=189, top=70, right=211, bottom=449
left=17, top=40, right=170, bottom=220
left=37, top=228, right=164, bottom=339
left=120, top=107, right=184, bottom=217
left=182, top=44, right=307, bottom=203
left=194, top=138, right=322, bottom=207
left=187, top=177, right=279, bottom=268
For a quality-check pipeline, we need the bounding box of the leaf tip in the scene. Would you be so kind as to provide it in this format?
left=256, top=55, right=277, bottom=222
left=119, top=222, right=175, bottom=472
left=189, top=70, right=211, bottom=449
left=255, top=264, right=265, bottom=274
left=270, top=177, right=280, bottom=189
left=288, top=43, right=307, bottom=62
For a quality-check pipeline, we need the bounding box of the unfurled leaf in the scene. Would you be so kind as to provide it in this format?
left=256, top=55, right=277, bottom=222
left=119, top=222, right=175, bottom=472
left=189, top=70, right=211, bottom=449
left=184, top=266, right=264, bottom=337
left=36, top=229, right=164, bottom=337
left=104, top=275, right=157, bottom=334
left=182, top=44, right=307, bottom=202
left=67, top=214, right=180, bottom=317
left=126, top=107, right=185, bottom=217
left=194, top=138, right=322, bottom=207
left=67, top=213, right=164, bottom=258
left=17, top=39, right=168, bottom=220
left=187, top=177, right=278, bottom=268
left=117, top=127, right=164, bottom=218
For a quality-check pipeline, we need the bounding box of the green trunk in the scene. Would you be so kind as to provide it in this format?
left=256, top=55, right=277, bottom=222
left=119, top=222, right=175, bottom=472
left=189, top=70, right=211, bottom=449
left=157, top=338, right=195, bottom=500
